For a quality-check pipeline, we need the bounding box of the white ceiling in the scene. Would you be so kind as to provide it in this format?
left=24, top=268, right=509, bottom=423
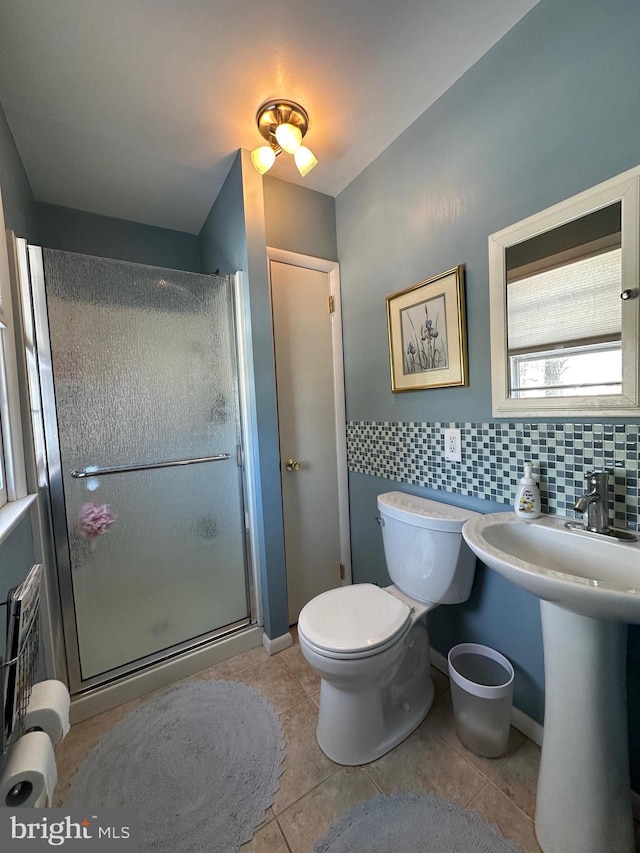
left=0, top=0, right=539, bottom=234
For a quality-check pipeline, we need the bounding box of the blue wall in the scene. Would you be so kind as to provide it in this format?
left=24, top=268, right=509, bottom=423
left=338, top=0, right=640, bottom=424
left=200, top=163, right=339, bottom=641
left=200, top=151, right=289, bottom=641
left=0, top=101, right=37, bottom=238
left=37, top=202, right=201, bottom=272
left=335, top=0, right=640, bottom=786
left=263, top=176, right=338, bottom=261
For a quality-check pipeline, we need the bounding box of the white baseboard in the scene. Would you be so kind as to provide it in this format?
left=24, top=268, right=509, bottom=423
left=510, top=705, right=544, bottom=747
left=263, top=631, right=293, bottom=655
left=429, top=647, right=543, bottom=747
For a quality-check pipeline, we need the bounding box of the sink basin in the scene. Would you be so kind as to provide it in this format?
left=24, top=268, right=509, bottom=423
left=462, top=512, right=640, bottom=623
left=462, top=511, right=639, bottom=853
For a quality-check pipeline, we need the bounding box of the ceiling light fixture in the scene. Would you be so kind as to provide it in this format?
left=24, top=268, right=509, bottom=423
left=251, top=99, right=318, bottom=177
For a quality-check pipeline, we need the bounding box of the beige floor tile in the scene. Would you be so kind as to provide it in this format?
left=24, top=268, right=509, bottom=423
left=492, top=737, right=541, bottom=820
left=469, top=781, right=543, bottom=853
left=213, top=656, right=307, bottom=715
left=273, top=698, right=339, bottom=814
left=426, top=689, right=526, bottom=778
left=278, top=766, right=380, bottom=853
left=240, top=817, right=289, bottom=852
left=200, top=644, right=272, bottom=679
left=279, top=642, right=321, bottom=696
left=51, top=635, right=549, bottom=852
left=254, top=807, right=275, bottom=831
left=364, top=715, right=487, bottom=806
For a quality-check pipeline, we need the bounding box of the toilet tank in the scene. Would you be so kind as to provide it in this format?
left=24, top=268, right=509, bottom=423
left=377, top=492, right=481, bottom=605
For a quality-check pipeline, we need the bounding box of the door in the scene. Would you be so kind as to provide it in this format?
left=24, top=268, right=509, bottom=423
left=270, top=257, right=348, bottom=623
left=31, top=247, right=250, bottom=691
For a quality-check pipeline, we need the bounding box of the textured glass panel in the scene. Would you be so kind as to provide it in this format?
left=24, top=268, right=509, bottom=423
left=43, top=250, right=248, bottom=679
left=69, top=464, right=247, bottom=678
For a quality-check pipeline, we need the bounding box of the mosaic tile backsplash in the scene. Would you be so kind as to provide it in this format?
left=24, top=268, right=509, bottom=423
left=347, top=421, right=640, bottom=531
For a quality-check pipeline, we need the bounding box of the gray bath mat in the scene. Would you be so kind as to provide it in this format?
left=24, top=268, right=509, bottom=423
left=315, top=791, right=523, bottom=852
left=65, top=679, right=284, bottom=852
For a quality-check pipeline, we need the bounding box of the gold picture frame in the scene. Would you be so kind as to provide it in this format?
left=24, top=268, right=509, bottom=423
left=386, top=265, right=468, bottom=392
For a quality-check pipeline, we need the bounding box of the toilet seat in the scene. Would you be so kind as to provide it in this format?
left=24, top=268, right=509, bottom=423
left=298, top=583, right=412, bottom=659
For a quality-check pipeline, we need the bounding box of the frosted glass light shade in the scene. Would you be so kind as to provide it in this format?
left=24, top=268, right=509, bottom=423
left=251, top=145, right=276, bottom=174
left=275, top=122, right=302, bottom=154
left=294, top=145, right=318, bottom=177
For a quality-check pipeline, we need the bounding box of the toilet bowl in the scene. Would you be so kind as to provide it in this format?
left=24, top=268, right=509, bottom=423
left=298, top=492, right=480, bottom=765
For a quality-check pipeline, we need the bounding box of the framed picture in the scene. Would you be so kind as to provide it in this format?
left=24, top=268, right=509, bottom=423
left=386, top=265, right=468, bottom=392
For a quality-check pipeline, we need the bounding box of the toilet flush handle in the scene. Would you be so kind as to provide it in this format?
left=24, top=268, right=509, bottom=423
left=375, top=516, right=385, bottom=526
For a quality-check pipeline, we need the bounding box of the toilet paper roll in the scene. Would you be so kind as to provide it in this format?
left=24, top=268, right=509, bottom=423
left=0, top=731, right=58, bottom=807
left=23, top=680, right=71, bottom=745
left=33, top=791, right=48, bottom=808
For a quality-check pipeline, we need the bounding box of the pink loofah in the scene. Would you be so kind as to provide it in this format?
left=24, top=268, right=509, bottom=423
left=76, top=502, right=116, bottom=539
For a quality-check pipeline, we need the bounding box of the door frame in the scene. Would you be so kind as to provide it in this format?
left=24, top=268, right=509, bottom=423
left=267, top=247, right=352, bottom=588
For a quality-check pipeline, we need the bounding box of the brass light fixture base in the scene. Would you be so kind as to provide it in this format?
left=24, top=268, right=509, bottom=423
left=256, top=99, right=310, bottom=150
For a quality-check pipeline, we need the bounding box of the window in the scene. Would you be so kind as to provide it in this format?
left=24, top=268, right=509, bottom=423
left=510, top=340, right=622, bottom=398
left=0, top=272, right=9, bottom=507
left=0, top=187, right=28, bottom=516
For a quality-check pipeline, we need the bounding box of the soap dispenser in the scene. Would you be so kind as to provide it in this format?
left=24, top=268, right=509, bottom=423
left=514, top=462, right=541, bottom=519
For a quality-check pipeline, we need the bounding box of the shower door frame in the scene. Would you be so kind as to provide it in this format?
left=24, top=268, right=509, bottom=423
left=23, top=244, right=258, bottom=696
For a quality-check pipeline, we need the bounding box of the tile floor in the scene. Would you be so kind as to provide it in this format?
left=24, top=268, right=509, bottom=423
left=53, top=632, right=639, bottom=853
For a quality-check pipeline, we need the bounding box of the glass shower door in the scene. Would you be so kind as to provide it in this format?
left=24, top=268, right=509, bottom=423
left=37, top=249, right=249, bottom=687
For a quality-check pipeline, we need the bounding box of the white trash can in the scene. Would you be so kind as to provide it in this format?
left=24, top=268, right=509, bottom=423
left=447, top=643, right=514, bottom=758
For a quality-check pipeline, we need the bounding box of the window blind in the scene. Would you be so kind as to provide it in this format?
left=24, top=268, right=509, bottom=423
left=507, top=248, right=621, bottom=352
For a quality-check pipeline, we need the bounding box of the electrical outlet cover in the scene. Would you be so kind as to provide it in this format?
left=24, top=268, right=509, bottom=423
left=444, top=428, right=462, bottom=462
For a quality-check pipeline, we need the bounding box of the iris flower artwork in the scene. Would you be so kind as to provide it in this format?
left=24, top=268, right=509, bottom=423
left=402, top=294, right=449, bottom=374
left=386, top=265, right=468, bottom=392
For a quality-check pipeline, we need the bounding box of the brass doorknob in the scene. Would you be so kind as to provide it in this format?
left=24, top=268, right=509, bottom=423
left=285, top=459, right=301, bottom=472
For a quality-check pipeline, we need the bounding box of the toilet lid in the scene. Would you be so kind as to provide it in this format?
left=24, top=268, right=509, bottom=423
left=298, top=584, right=411, bottom=654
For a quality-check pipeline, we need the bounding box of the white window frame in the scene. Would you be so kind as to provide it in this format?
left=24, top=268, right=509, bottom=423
left=0, top=333, right=10, bottom=507
left=0, top=186, right=30, bottom=537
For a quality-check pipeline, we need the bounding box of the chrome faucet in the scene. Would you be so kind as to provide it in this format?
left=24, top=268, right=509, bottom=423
left=573, top=470, right=610, bottom=534
left=567, top=469, right=637, bottom=541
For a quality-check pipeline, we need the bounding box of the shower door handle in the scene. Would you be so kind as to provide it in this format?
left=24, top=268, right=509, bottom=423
left=70, top=453, right=230, bottom=478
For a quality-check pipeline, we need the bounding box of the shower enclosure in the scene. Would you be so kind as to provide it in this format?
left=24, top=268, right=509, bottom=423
left=20, top=245, right=253, bottom=695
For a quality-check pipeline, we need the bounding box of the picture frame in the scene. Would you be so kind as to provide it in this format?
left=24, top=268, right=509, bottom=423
left=386, top=265, right=468, bottom=392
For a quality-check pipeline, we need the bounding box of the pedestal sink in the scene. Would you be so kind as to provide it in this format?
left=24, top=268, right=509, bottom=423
left=462, top=512, right=640, bottom=853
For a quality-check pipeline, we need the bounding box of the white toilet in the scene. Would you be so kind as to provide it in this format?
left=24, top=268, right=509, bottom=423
left=297, top=491, right=480, bottom=765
